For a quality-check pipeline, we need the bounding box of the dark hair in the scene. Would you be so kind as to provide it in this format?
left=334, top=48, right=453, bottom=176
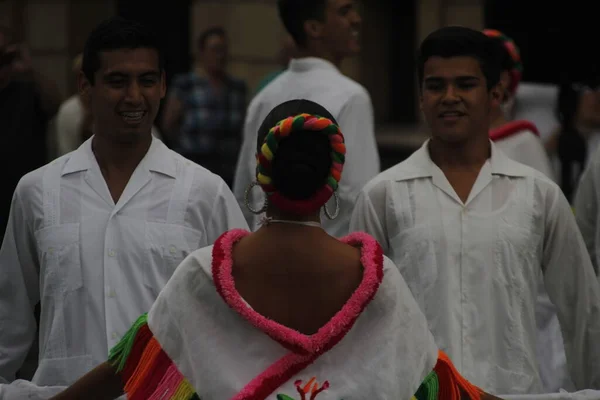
left=556, top=82, right=586, bottom=201
left=256, top=99, right=337, bottom=200
left=417, top=26, right=502, bottom=91
left=81, top=16, right=164, bottom=84
left=197, top=26, right=226, bottom=51
left=277, top=0, right=326, bottom=48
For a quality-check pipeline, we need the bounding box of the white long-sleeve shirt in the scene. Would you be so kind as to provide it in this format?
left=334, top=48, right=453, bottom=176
left=0, top=136, right=248, bottom=394
left=232, top=57, right=380, bottom=237
left=350, top=140, right=600, bottom=395
left=574, top=144, right=600, bottom=274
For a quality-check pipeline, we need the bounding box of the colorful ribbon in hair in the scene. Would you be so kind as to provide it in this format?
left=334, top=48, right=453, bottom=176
left=483, top=29, right=523, bottom=95
left=256, top=113, right=346, bottom=215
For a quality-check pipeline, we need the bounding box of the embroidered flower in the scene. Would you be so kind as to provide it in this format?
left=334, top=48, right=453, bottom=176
left=276, top=377, right=330, bottom=400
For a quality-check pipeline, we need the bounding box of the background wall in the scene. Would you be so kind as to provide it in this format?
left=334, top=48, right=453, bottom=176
left=0, top=0, right=486, bottom=125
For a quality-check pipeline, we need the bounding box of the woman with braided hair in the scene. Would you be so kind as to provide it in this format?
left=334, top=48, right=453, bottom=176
left=483, top=29, right=555, bottom=181
left=51, top=100, right=497, bottom=400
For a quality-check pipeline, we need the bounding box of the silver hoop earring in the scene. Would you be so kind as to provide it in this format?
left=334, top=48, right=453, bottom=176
left=323, top=190, right=340, bottom=220
left=244, top=181, right=268, bottom=215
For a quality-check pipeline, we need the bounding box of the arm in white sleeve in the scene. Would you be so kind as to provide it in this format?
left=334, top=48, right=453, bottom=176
left=204, top=180, right=249, bottom=244
left=233, top=101, right=262, bottom=227
left=336, top=90, right=380, bottom=203
left=573, top=156, right=599, bottom=275
left=350, top=181, right=390, bottom=253
left=0, top=186, right=39, bottom=383
left=0, top=380, right=65, bottom=400
left=331, top=90, right=380, bottom=236
left=542, top=184, right=600, bottom=389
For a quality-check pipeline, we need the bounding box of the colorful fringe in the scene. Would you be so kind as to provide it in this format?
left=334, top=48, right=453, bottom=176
left=108, top=313, right=199, bottom=400
left=413, top=351, right=483, bottom=400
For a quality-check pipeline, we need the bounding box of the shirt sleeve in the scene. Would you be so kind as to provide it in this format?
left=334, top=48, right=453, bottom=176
left=0, top=379, right=66, bottom=400
left=0, top=185, right=39, bottom=383
left=205, top=180, right=249, bottom=244
left=333, top=90, right=380, bottom=236
left=232, top=100, right=262, bottom=227
left=541, top=182, right=600, bottom=389
left=573, top=152, right=599, bottom=274
left=350, top=181, right=390, bottom=253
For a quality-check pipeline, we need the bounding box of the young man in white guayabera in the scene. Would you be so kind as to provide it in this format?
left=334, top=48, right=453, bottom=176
left=351, top=26, right=600, bottom=398
left=233, top=0, right=380, bottom=237
left=0, top=17, right=247, bottom=399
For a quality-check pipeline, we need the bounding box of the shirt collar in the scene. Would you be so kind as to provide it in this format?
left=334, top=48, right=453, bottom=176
left=288, top=57, right=339, bottom=74
left=61, top=135, right=177, bottom=178
left=393, top=139, right=530, bottom=182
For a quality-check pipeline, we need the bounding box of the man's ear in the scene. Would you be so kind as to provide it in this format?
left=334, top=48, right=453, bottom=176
left=303, top=19, right=325, bottom=42
left=490, top=81, right=503, bottom=107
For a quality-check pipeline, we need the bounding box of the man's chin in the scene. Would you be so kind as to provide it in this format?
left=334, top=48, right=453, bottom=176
left=113, top=129, right=151, bottom=144
left=432, top=132, right=471, bottom=145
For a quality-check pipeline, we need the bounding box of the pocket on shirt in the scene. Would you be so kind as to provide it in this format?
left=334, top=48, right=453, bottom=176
left=389, top=223, right=438, bottom=300
left=486, top=363, right=536, bottom=394
left=33, top=354, right=93, bottom=386
left=143, top=222, right=202, bottom=295
left=34, top=223, right=82, bottom=295
left=495, top=221, right=538, bottom=289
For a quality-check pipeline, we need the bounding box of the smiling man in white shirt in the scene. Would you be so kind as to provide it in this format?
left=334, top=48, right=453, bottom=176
left=0, top=17, right=247, bottom=398
left=233, top=0, right=380, bottom=237
left=351, top=26, right=600, bottom=396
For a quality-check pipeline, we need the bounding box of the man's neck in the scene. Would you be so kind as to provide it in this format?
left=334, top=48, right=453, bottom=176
left=92, top=133, right=152, bottom=177
left=490, top=107, right=508, bottom=130
left=428, top=135, right=491, bottom=170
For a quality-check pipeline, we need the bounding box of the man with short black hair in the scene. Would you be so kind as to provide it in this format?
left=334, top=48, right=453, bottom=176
left=352, top=26, right=600, bottom=396
left=0, top=17, right=247, bottom=397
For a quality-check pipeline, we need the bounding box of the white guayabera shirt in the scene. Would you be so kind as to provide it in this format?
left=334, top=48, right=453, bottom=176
left=351, top=140, right=600, bottom=396
left=0, top=136, right=248, bottom=398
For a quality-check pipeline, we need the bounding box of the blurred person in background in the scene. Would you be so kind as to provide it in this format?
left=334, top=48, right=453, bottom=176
left=0, top=26, right=62, bottom=244
left=571, top=80, right=600, bottom=275
left=484, top=29, right=554, bottom=181
left=233, top=0, right=380, bottom=236
left=546, top=80, right=600, bottom=201
left=55, top=53, right=90, bottom=156
left=161, top=26, right=247, bottom=187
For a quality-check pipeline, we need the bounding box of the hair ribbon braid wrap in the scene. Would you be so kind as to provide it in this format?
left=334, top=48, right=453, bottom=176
left=256, top=113, right=346, bottom=215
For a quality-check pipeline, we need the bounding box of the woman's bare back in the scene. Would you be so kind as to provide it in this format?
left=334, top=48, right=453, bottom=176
left=231, top=226, right=363, bottom=335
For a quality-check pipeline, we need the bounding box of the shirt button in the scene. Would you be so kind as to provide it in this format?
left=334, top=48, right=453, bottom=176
left=48, top=247, right=54, bottom=255
left=108, top=249, right=116, bottom=257
left=169, top=245, right=177, bottom=255
left=111, top=332, right=118, bottom=340
left=107, top=289, right=116, bottom=298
